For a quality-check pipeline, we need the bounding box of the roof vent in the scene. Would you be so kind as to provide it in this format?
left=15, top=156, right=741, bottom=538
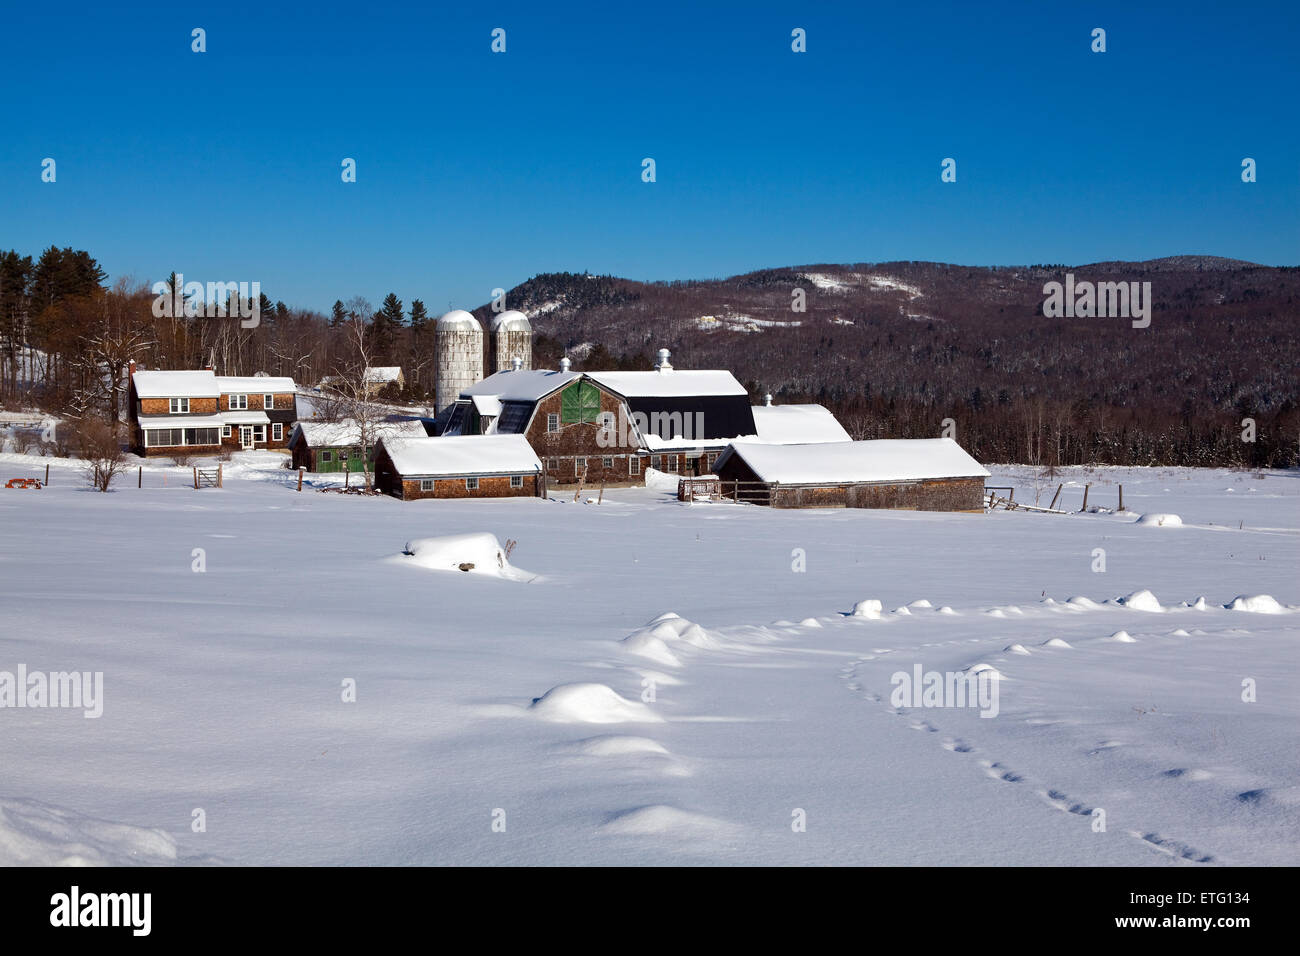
left=655, top=348, right=672, bottom=372
left=764, top=393, right=773, bottom=406
left=559, top=357, right=571, bottom=373
left=511, top=356, right=522, bottom=371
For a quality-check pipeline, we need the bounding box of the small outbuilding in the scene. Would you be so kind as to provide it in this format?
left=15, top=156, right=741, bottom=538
left=288, top=419, right=428, bottom=473
left=374, top=434, right=544, bottom=501
left=711, top=438, right=989, bottom=511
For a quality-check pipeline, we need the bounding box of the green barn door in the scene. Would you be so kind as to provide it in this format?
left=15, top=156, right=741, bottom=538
left=561, top=381, right=601, bottom=424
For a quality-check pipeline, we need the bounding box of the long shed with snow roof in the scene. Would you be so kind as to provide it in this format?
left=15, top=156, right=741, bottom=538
left=373, top=434, right=544, bottom=500
left=711, top=438, right=989, bottom=511
left=289, top=418, right=428, bottom=472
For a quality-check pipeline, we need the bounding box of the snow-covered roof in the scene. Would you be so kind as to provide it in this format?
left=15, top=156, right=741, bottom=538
left=380, top=434, right=542, bottom=478
left=585, top=369, right=747, bottom=398
left=460, top=369, right=580, bottom=402
left=489, top=310, right=531, bottom=332
left=436, top=309, right=482, bottom=332
left=363, top=366, right=403, bottom=384
left=293, top=419, right=427, bottom=448
left=715, top=438, right=990, bottom=485
left=222, top=411, right=271, bottom=426
left=751, top=404, right=852, bottom=444
left=132, top=370, right=218, bottom=398
left=215, top=375, right=297, bottom=393
left=471, top=394, right=503, bottom=417
left=137, top=414, right=226, bottom=430
left=644, top=434, right=747, bottom=452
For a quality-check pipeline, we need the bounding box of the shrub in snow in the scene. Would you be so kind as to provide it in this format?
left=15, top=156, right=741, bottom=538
left=1136, top=513, right=1183, bottom=527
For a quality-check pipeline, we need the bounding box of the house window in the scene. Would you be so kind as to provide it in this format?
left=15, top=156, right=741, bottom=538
left=547, top=413, right=559, bottom=433
left=420, top=479, right=436, bottom=492
left=169, top=398, right=189, bottom=414
left=321, top=451, right=332, bottom=463
left=666, top=456, right=678, bottom=472
left=272, top=423, right=283, bottom=441
left=546, top=457, right=559, bottom=470
left=510, top=475, right=523, bottom=488
left=351, top=448, right=362, bottom=459
left=264, top=394, right=274, bottom=410
left=602, top=457, right=613, bottom=468
left=651, top=455, right=661, bottom=470
left=629, top=456, right=640, bottom=475
left=253, top=425, right=265, bottom=443
left=229, top=394, right=248, bottom=410
left=222, top=425, right=231, bottom=438
left=465, top=477, right=479, bottom=491
left=574, top=457, right=587, bottom=473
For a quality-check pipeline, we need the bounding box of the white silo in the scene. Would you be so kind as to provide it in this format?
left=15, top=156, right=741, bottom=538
left=488, top=309, right=532, bottom=373
left=435, top=309, right=484, bottom=413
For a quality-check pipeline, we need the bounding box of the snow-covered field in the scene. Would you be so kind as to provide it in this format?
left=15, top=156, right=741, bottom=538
left=0, top=453, right=1296, bottom=866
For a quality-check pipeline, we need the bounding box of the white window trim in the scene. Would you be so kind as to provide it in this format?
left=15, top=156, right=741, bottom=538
left=263, top=394, right=274, bottom=410
left=222, top=425, right=231, bottom=438
left=629, top=457, right=640, bottom=475
left=229, top=394, right=248, bottom=410
left=510, top=475, right=523, bottom=488
left=170, top=398, right=189, bottom=414
left=420, top=478, right=436, bottom=492
left=602, top=457, right=613, bottom=468
left=465, top=477, right=479, bottom=490
left=272, top=423, right=283, bottom=441
left=547, top=413, right=559, bottom=433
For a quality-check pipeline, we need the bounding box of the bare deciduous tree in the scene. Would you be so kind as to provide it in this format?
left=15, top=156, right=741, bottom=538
left=73, top=417, right=127, bottom=492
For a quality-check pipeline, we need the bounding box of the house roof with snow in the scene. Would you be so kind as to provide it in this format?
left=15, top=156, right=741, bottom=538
left=362, top=366, right=403, bottom=384
left=714, top=438, right=990, bottom=485
left=290, top=419, right=427, bottom=449
left=379, top=434, right=542, bottom=478
left=584, top=369, right=747, bottom=399
left=459, top=368, right=580, bottom=403
left=132, top=370, right=219, bottom=399
left=751, top=404, right=851, bottom=444
left=215, top=375, right=297, bottom=394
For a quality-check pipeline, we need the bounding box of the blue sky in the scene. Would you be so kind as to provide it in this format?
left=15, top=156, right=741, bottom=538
left=2, top=0, right=1296, bottom=314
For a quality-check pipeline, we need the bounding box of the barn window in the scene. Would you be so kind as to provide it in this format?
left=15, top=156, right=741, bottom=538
left=420, top=479, right=435, bottom=491
left=629, top=457, right=640, bottom=475
left=602, top=457, right=613, bottom=468
left=575, top=457, right=587, bottom=472
left=651, top=455, right=661, bottom=470
left=321, top=451, right=332, bottom=463
left=229, top=394, right=248, bottom=410
left=272, top=423, right=283, bottom=441
left=465, top=477, right=479, bottom=490
left=264, top=394, right=274, bottom=410
left=546, top=457, right=559, bottom=470
left=665, top=457, right=678, bottom=472
left=547, top=413, right=559, bottom=433
left=560, top=381, right=601, bottom=424
left=510, top=475, right=523, bottom=488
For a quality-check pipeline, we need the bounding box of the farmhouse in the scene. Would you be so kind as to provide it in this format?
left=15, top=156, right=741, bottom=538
left=362, top=366, right=404, bottom=396
left=288, top=419, right=427, bottom=472
left=128, top=363, right=298, bottom=456
left=373, top=434, right=544, bottom=500
left=711, top=438, right=990, bottom=511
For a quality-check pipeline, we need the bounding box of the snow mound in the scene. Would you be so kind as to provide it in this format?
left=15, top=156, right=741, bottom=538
left=1109, top=630, right=1136, bottom=643
left=598, top=805, right=736, bottom=838
left=908, top=599, right=933, bottom=608
left=893, top=606, right=912, bottom=615
left=1066, top=596, right=1102, bottom=610
left=1042, top=638, right=1072, bottom=649
left=1117, top=589, right=1164, bottom=612
left=621, top=631, right=682, bottom=668
left=852, top=599, right=883, bottom=618
left=1136, top=513, right=1183, bottom=527
left=399, top=533, right=533, bottom=581
left=799, top=617, right=822, bottom=628
left=571, top=735, right=670, bottom=757
left=937, top=606, right=958, bottom=615
left=1190, top=596, right=1208, bottom=610
left=1226, top=594, right=1286, bottom=614
left=622, top=615, right=722, bottom=666
left=1170, top=628, right=1190, bottom=637
left=529, top=683, right=663, bottom=724
left=1004, top=644, right=1031, bottom=655
left=963, top=663, right=1004, bottom=680
left=643, top=467, right=680, bottom=491
left=0, top=797, right=179, bottom=866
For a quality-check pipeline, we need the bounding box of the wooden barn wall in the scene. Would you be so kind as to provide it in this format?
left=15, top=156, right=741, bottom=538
left=526, top=384, right=640, bottom=485
left=399, top=474, right=540, bottom=500
left=768, top=476, right=985, bottom=511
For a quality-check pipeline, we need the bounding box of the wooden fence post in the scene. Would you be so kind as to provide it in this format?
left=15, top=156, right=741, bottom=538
left=1118, top=484, right=1124, bottom=511
left=45, top=463, right=50, bottom=485
left=1048, top=483, right=1062, bottom=510
left=138, top=466, right=142, bottom=488
left=297, top=467, right=304, bottom=492
left=192, top=466, right=198, bottom=490
left=1081, top=483, right=1090, bottom=512
left=217, top=464, right=223, bottom=488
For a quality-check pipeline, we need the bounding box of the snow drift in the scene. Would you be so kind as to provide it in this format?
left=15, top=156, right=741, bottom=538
left=529, top=683, right=663, bottom=723
left=398, top=533, right=534, bottom=581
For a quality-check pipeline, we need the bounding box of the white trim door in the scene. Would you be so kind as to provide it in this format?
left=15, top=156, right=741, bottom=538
left=239, top=426, right=254, bottom=449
